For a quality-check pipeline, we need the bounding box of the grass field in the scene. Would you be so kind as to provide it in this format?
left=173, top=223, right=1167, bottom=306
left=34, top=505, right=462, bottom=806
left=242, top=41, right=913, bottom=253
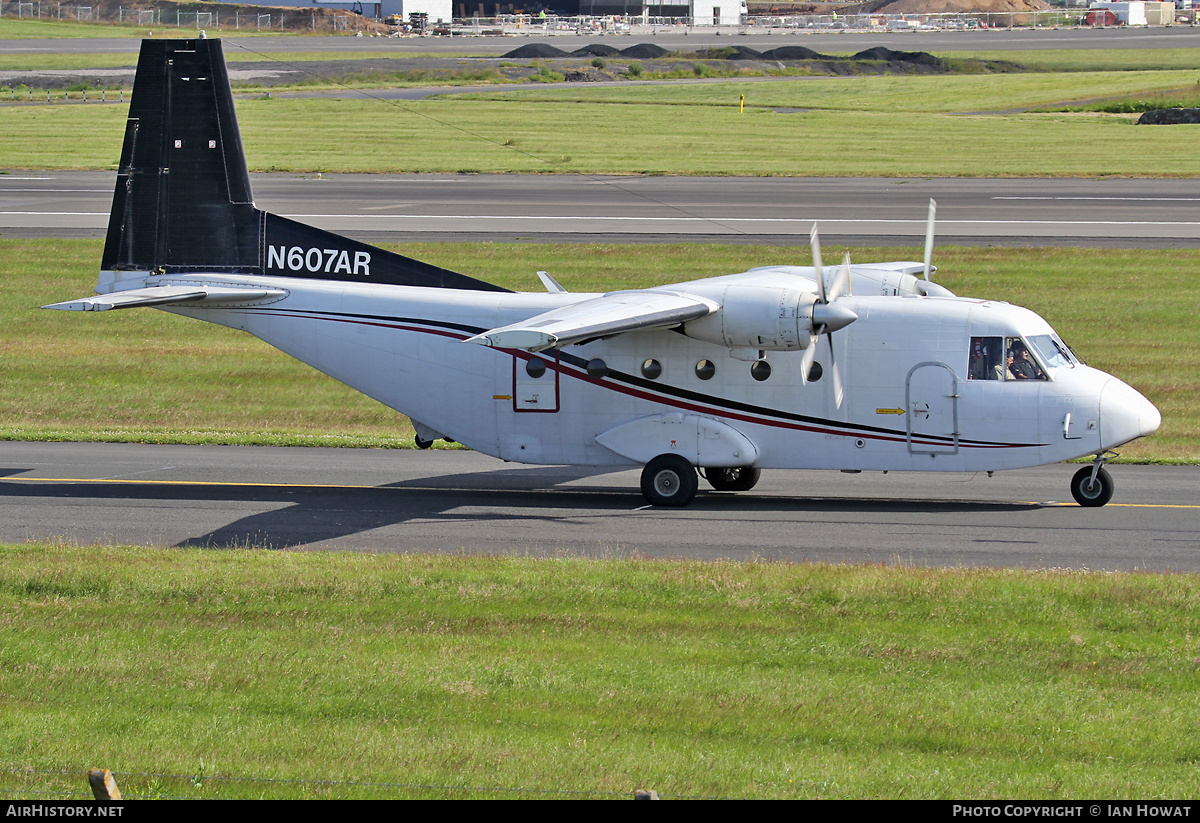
left=3, top=543, right=1200, bottom=800
left=5, top=44, right=1200, bottom=175
left=0, top=16, right=307, bottom=40
left=4, top=94, right=1200, bottom=177
left=3, top=239, right=1194, bottom=460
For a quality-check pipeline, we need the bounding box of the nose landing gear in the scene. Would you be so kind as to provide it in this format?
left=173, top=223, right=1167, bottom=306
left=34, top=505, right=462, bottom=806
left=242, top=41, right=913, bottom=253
left=1071, top=453, right=1116, bottom=507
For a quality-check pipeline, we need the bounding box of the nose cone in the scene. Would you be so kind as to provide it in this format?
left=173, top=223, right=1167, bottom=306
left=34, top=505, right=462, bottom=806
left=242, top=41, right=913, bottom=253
left=1100, top=379, right=1161, bottom=449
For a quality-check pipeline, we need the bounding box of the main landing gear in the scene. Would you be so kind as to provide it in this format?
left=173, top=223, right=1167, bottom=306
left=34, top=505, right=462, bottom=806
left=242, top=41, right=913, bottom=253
left=640, top=454, right=698, bottom=507
left=704, top=466, right=762, bottom=493
left=639, top=457, right=763, bottom=506
left=1070, top=454, right=1115, bottom=508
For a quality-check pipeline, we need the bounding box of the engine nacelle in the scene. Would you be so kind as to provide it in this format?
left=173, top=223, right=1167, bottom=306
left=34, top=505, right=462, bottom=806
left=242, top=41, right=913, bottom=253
left=850, top=265, right=956, bottom=298
left=681, top=284, right=818, bottom=351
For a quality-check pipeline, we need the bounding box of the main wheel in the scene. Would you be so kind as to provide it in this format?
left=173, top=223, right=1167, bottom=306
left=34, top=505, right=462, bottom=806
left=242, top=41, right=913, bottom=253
left=706, top=466, right=762, bottom=492
left=414, top=435, right=434, bottom=450
left=641, top=454, right=699, bottom=507
left=1071, top=466, right=1114, bottom=507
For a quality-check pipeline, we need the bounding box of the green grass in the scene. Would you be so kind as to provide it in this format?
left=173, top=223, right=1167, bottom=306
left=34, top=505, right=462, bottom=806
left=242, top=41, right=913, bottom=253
left=2, top=239, right=1195, bottom=460
left=0, top=16, right=159, bottom=38
left=3, top=543, right=1200, bottom=799
left=459, top=69, right=1200, bottom=113
left=4, top=95, right=1200, bottom=177
left=0, top=16, right=318, bottom=40
left=960, top=47, right=1200, bottom=73
left=6, top=47, right=1200, bottom=175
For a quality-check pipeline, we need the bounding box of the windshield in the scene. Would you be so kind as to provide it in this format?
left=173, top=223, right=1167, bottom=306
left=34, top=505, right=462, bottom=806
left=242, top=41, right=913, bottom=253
left=1027, top=333, right=1078, bottom=370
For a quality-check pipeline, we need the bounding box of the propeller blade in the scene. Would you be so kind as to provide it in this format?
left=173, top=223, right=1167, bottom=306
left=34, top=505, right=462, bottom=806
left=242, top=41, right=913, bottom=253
left=799, top=338, right=817, bottom=385
left=810, top=224, right=827, bottom=304
left=828, top=333, right=845, bottom=408
left=827, top=252, right=851, bottom=303
left=923, top=198, right=937, bottom=282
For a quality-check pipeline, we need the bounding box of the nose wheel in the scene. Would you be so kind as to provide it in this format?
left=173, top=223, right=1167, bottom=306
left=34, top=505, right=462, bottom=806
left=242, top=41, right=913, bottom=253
left=1071, top=463, right=1114, bottom=507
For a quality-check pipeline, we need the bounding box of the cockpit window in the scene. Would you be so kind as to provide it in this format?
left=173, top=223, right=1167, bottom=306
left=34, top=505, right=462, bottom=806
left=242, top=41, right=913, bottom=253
left=1007, top=337, right=1046, bottom=381
left=969, top=336, right=1049, bottom=381
left=1027, top=333, right=1078, bottom=370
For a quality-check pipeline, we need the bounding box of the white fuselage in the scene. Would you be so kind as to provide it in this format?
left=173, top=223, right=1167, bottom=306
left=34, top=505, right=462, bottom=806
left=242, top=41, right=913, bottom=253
left=152, top=268, right=1158, bottom=474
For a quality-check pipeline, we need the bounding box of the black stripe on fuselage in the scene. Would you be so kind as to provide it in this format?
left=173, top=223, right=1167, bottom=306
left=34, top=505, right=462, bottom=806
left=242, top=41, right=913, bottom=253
left=225, top=306, right=1045, bottom=450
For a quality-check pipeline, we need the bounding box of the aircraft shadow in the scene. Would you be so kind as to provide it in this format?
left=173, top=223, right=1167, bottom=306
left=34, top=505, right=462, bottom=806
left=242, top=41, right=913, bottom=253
left=1, top=468, right=1047, bottom=551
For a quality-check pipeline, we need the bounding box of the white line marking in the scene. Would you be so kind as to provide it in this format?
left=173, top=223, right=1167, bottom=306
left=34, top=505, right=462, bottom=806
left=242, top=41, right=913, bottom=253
left=282, top=215, right=1200, bottom=227
left=993, top=196, right=1200, bottom=202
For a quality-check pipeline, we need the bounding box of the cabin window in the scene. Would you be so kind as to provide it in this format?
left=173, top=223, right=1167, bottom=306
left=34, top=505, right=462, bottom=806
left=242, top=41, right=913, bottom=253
left=525, top=357, right=547, bottom=379
left=694, top=359, right=716, bottom=381
left=641, top=359, right=662, bottom=380
left=968, top=336, right=1004, bottom=380
left=586, top=358, right=609, bottom=379
left=807, top=362, right=823, bottom=383
left=751, top=360, right=771, bottom=382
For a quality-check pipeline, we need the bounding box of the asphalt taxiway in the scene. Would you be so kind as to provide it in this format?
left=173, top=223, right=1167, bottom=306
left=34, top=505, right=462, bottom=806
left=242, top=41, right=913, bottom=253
left=1, top=442, right=1196, bottom=570
left=5, top=171, right=1199, bottom=247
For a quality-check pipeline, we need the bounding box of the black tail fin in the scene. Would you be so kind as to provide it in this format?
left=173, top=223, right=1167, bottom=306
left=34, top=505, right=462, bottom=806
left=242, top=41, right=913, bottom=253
left=102, top=37, right=508, bottom=292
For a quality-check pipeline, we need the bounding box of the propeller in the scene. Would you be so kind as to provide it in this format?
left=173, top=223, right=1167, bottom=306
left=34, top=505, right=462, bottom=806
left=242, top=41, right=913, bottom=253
left=922, top=198, right=937, bottom=282
left=802, top=225, right=857, bottom=407
left=916, top=198, right=955, bottom=297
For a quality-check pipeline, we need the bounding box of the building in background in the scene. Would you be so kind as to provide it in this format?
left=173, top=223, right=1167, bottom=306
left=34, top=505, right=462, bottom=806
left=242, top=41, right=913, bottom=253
left=230, top=0, right=452, bottom=23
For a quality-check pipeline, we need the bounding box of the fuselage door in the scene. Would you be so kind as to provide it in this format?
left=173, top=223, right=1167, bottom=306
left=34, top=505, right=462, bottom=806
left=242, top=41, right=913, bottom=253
left=513, top=351, right=560, bottom=413
left=906, top=361, right=959, bottom=455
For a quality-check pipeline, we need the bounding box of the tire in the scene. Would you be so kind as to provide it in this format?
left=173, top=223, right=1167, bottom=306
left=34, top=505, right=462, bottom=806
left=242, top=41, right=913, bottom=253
left=641, top=454, right=699, bottom=507
left=415, top=435, right=434, bottom=450
left=1071, top=466, right=1114, bottom=507
left=706, top=466, right=762, bottom=492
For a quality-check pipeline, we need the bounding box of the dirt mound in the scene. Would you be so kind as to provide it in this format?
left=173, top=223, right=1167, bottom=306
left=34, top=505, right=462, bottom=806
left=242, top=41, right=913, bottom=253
left=1139, top=108, right=1200, bottom=125
left=569, top=44, right=621, bottom=57
left=852, top=47, right=943, bottom=67
left=619, top=43, right=670, bottom=59
left=758, top=46, right=830, bottom=61
left=501, top=44, right=567, bottom=59
left=696, top=45, right=763, bottom=60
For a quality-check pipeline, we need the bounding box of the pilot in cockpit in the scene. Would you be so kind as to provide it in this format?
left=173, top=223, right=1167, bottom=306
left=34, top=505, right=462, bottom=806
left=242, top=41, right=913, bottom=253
left=1009, top=341, right=1044, bottom=381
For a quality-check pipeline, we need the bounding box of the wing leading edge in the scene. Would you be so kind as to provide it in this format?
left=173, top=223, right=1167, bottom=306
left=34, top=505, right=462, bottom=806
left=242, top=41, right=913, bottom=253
left=465, top=290, right=720, bottom=352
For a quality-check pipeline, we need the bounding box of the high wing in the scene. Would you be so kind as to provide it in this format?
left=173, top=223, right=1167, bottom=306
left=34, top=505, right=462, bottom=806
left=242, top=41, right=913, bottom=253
left=465, top=289, right=720, bottom=352
left=43, top=285, right=287, bottom=312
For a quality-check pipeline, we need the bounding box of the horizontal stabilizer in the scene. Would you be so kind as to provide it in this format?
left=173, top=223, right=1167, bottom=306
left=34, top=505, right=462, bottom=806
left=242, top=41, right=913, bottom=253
left=42, top=285, right=287, bottom=312
left=466, top=290, right=718, bottom=352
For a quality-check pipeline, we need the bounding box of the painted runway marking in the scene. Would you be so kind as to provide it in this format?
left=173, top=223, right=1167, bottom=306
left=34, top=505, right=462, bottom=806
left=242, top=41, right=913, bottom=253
left=5, top=477, right=1198, bottom=509
left=993, top=196, right=1200, bottom=202
left=282, top=214, right=1200, bottom=227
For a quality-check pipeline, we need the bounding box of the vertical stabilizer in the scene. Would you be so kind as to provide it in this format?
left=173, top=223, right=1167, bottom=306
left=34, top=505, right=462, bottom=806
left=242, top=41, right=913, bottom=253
left=102, top=38, right=258, bottom=273
left=101, top=38, right=509, bottom=292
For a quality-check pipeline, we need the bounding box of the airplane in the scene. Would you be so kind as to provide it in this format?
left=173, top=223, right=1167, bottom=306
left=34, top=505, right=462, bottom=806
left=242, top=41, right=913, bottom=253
left=44, top=37, right=1161, bottom=509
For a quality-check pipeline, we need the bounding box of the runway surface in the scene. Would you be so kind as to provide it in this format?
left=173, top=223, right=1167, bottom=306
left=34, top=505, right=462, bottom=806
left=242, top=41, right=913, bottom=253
left=1, top=442, right=1196, bottom=570
left=5, top=171, right=1199, bottom=246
